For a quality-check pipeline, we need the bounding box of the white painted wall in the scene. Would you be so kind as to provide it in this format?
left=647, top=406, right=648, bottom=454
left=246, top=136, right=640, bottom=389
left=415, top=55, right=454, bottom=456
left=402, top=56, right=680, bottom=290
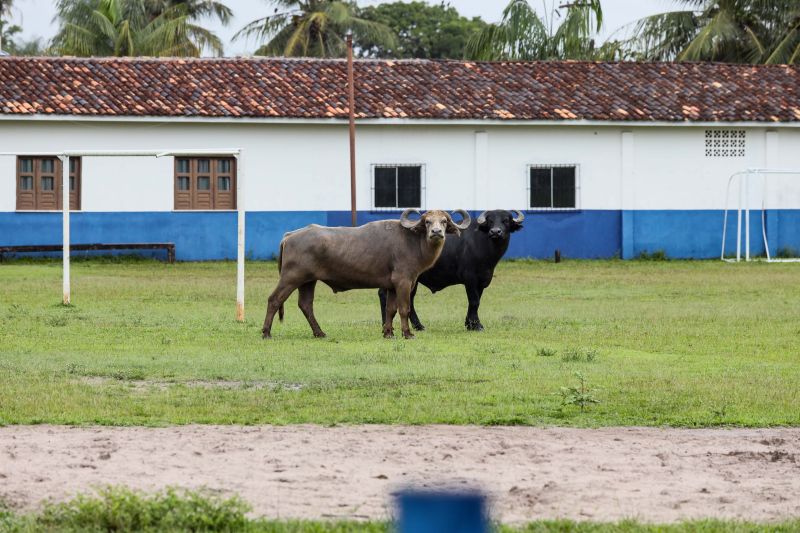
left=0, top=154, right=15, bottom=212
left=486, top=126, right=623, bottom=210
left=1, top=120, right=800, bottom=213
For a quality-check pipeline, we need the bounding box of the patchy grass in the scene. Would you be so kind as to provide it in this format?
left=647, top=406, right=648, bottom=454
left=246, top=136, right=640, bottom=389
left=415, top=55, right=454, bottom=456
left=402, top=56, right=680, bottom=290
left=1, top=488, right=798, bottom=532
left=1, top=259, right=799, bottom=427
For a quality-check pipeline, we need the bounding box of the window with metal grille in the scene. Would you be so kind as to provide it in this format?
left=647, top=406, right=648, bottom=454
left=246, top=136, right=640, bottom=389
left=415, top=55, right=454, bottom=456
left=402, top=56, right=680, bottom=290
left=705, top=130, right=746, bottom=157
left=16, top=156, right=81, bottom=211
left=528, top=165, right=578, bottom=209
left=372, top=164, right=423, bottom=209
left=174, top=157, right=236, bottom=210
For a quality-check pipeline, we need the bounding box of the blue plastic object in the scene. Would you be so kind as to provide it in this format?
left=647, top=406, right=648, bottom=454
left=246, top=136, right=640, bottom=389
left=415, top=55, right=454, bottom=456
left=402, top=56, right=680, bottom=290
left=396, top=490, right=488, bottom=533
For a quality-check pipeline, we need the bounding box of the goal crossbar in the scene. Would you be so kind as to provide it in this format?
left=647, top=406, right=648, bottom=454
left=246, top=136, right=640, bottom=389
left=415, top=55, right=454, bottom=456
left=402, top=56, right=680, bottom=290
left=0, top=149, right=247, bottom=321
left=721, top=168, right=800, bottom=263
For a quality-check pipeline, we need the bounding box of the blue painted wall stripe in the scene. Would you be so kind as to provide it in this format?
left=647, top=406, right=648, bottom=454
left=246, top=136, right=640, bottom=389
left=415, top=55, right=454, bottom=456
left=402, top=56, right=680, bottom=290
left=2, top=210, right=800, bottom=260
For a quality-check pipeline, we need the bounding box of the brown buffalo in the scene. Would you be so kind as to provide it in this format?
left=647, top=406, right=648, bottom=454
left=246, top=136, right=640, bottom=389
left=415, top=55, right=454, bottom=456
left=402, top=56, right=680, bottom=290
left=262, top=209, right=471, bottom=339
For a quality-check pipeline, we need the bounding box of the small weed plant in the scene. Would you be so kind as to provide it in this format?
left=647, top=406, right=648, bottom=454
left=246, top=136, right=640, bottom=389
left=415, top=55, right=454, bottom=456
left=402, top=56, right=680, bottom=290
left=636, top=249, right=669, bottom=261
left=561, top=348, right=598, bottom=363
left=559, top=372, right=600, bottom=413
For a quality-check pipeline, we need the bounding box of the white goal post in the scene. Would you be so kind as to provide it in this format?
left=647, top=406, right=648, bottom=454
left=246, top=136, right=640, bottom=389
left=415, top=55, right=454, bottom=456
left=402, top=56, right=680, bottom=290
left=1, top=149, right=247, bottom=321
left=721, top=168, right=800, bottom=263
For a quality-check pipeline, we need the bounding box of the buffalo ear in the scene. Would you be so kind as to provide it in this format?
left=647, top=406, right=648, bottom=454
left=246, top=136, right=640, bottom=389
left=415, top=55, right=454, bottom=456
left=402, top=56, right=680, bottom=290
left=476, top=210, right=490, bottom=230
left=445, top=219, right=461, bottom=235
left=445, top=212, right=466, bottom=235
left=510, top=221, right=524, bottom=233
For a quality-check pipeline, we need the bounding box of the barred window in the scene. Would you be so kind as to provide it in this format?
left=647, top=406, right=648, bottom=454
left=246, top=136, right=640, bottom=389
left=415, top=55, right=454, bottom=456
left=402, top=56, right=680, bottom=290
left=528, top=165, right=577, bottom=209
left=373, top=164, right=423, bottom=209
left=705, top=130, right=746, bottom=157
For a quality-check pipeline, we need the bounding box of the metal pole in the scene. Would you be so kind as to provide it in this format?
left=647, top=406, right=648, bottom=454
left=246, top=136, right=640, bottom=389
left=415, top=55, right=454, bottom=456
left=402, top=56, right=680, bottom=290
left=236, top=152, right=245, bottom=322
left=736, top=173, right=743, bottom=262
left=346, top=32, right=357, bottom=227
left=745, top=172, right=751, bottom=262
left=61, top=156, right=70, bottom=304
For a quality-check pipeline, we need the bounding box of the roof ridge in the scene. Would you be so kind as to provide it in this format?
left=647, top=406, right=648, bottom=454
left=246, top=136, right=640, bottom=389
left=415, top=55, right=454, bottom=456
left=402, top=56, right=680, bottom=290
left=0, top=55, right=797, bottom=70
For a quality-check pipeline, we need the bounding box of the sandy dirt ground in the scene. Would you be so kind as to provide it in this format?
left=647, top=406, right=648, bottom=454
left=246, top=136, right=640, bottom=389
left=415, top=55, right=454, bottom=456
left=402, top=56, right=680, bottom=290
left=1, top=425, right=799, bottom=524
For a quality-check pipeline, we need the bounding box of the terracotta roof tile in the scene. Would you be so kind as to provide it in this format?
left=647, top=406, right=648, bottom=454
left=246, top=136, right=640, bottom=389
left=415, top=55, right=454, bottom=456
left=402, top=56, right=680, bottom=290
left=0, top=56, right=798, bottom=122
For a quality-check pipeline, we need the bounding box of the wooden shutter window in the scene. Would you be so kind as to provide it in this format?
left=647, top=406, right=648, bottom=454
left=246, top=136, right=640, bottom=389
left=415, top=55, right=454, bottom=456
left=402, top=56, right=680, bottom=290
left=195, top=159, right=213, bottom=209
left=174, top=158, right=192, bottom=210
left=17, top=158, right=35, bottom=210
left=215, top=159, right=235, bottom=210
left=15, top=156, right=81, bottom=211
left=37, top=158, right=58, bottom=210
left=69, top=158, right=81, bottom=210
left=173, top=157, right=236, bottom=210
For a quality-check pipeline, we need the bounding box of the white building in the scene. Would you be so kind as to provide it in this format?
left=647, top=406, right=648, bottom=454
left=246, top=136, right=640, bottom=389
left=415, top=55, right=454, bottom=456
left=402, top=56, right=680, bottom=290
left=1, top=56, right=799, bottom=260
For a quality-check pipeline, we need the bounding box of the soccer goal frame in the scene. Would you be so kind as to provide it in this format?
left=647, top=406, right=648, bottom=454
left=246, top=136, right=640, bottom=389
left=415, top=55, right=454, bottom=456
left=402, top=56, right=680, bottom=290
left=721, top=168, right=800, bottom=263
left=1, top=149, right=247, bottom=321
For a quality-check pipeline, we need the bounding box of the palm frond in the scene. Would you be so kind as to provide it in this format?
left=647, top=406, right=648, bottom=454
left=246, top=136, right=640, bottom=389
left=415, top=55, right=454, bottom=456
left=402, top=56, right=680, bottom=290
left=765, top=24, right=800, bottom=64
left=678, top=8, right=738, bottom=61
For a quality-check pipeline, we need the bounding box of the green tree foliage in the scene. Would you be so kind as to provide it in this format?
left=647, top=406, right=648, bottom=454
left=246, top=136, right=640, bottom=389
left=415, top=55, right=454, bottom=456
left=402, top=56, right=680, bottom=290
left=0, top=0, right=12, bottom=52
left=235, top=0, right=395, bottom=58
left=51, top=0, right=230, bottom=57
left=465, top=0, right=623, bottom=61
left=630, top=0, right=800, bottom=64
left=0, top=1, right=46, bottom=55
left=163, top=0, right=232, bottom=24
left=356, top=1, right=486, bottom=59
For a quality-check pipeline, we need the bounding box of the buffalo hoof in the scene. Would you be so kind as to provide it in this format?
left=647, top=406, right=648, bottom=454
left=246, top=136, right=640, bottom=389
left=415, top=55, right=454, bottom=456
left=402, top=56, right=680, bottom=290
left=383, top=330, right=395, bottom=339
left=313, top=331, right=327, bottom=338
left=465, top=321, right=484, bottom=332
left=402, top=331, right=415, bottom=339
left=262, top=332, right=272, bottom=339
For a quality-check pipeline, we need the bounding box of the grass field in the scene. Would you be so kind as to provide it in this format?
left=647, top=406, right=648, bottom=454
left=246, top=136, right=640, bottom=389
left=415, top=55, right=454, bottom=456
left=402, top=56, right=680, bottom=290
left=1, top=258, right=799, bottom=427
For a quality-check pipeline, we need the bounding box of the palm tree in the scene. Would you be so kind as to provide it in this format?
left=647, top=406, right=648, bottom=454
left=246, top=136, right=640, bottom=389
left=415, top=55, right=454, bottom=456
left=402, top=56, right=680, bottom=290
left=52, top=0, right=228, bottom=57
left=0, top=0, right=14, bottom=53
left=630, top=0, right=800, bottom=64
left=235, top=0, right=395, bottom=58
left=149, top=0, right=232, bottom=25
left=465, top=0, right=619, bottom=61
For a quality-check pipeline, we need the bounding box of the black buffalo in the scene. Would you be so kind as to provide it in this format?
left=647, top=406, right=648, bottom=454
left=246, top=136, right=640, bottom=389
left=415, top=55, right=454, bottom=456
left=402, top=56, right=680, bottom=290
left=379, top=209, right=524, bottom=331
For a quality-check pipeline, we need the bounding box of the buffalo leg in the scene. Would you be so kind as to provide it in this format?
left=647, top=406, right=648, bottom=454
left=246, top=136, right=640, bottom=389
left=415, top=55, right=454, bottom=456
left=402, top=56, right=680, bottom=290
left=408, top=284, right=424, bottom=331
left=262, top=279, right=298, bottom=339
left=464, top=284, right=485, bottom=331
left=378, top=288, right=387, bottom=325
left=395, top=280, right=415, bottom=339
left=383, top=289, right=397, bottom=338
left=298, top=281, right=325, bottom=338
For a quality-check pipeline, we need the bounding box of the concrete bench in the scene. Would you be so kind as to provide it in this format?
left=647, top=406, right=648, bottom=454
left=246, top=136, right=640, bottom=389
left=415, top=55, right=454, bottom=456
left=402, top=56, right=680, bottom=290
left=0, top=243, right=176, bottom=263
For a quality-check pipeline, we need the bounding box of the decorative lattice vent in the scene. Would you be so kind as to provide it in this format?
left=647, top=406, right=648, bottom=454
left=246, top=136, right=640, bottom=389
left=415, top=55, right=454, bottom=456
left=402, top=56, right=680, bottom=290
left=705, top=130, right=746, bottom=157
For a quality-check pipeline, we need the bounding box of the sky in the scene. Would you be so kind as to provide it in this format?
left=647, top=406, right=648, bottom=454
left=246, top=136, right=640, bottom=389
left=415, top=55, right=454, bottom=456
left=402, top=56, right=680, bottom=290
left=7, top=0, right=682, bottom=56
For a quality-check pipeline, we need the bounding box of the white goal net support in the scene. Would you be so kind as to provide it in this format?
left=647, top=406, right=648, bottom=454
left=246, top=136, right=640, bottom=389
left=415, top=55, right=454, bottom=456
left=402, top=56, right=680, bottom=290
left=721, top=168, right=800, bottom=262
left=0, top=149, right=247, bottom=321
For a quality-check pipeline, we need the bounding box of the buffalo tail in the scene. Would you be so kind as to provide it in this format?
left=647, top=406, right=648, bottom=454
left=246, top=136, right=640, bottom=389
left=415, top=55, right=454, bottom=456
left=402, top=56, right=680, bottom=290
left=278, top=238, right=286, bottom=322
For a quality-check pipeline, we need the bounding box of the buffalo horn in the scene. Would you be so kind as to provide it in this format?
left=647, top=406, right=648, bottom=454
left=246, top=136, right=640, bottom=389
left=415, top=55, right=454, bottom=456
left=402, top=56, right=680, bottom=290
left=476, top=210, right=489, bottom=225
left=400, top=208, right=422, bottom=229
left=451, top=209, right=472, bottom=230
left=511, top=209, right=525, bottom=223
